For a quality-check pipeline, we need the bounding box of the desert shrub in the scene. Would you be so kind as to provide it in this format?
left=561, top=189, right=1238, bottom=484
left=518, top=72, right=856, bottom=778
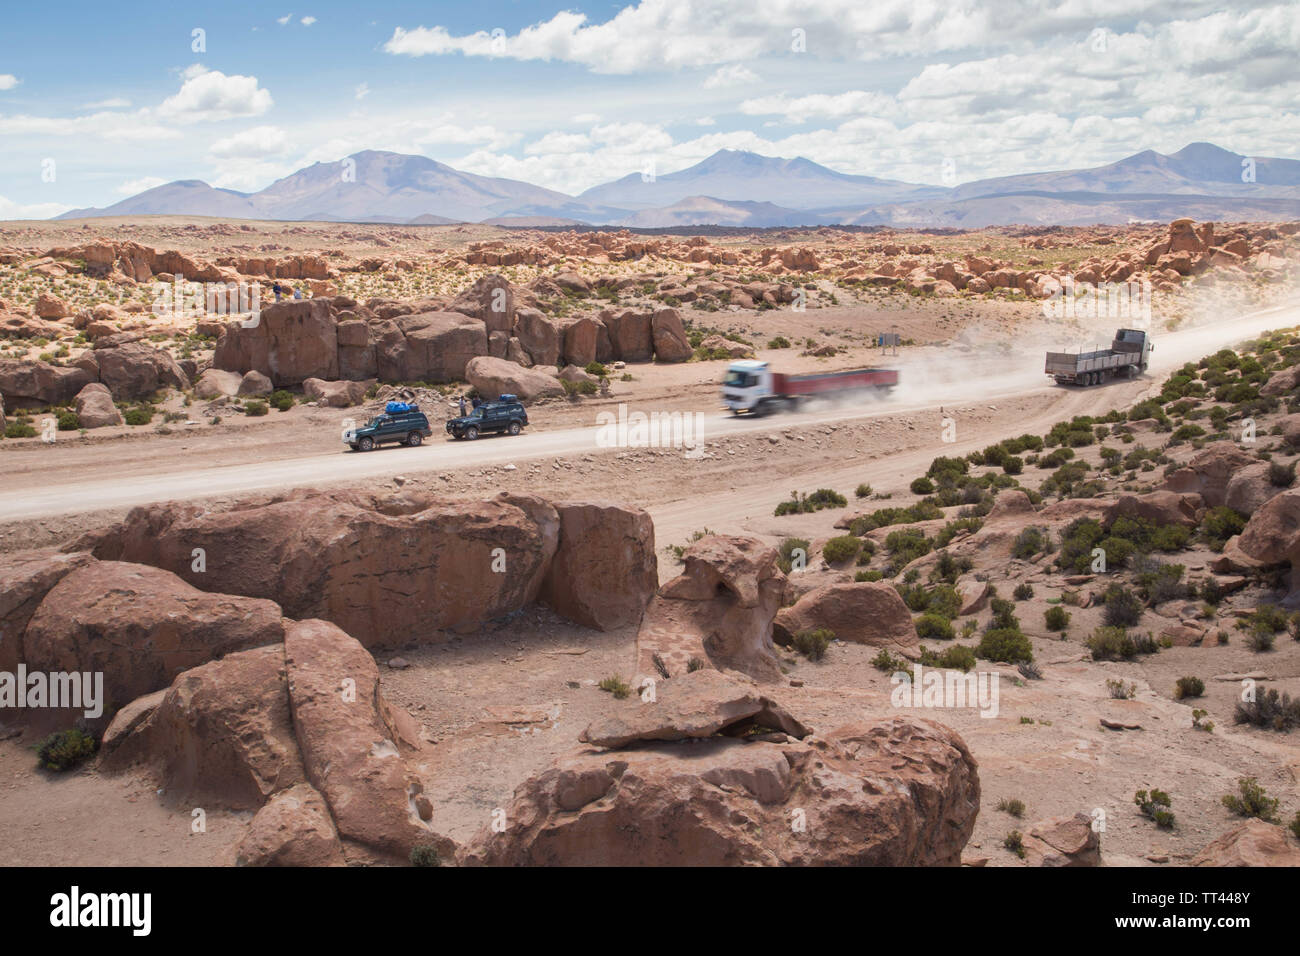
left=918, top=644, right=975, bottom=671
left=793, top=628, right=833, bottom=661
left=410, top=843, right=442, bottom=867
left=774, top=487, right=846, bottom=515
left=1012, top=583, right=1033, bottom=601
left=1107, top=678, right=1137, bottom=699
left=776, top=537, right=811, bottom=574
left=927, top=456, right=968, bottom=480
left=915, top=613, right=954, bottom=641
left=976, top=627, right=1033, bottom=664
left=1011, top=526, right=1049, bottom=560
left=924, top=583, right=962, bottom=619
left=584, top=361, right=609, bottom=377
left=1150, top=524, right=1191, bottom=552
left=997, top=798, right=1026, bottom=818
left=598, top=675, right=632, bottom=699
left=1056, top=518, right=1105, bottom=572
left=1003, top=831, right=1026, bottom=858
left=988, top=597, right=1020, bottom=631
left=244, top=400, right=269, bottom=417
left=910, top=476, right=935, bottom=495
left=854, top=482, right=873, bottom=498
left=871, top=649, right=909, bottom=673
left=934, top=518, right=983, bottom=549
left=36, top=729, right=97, bottom=771
left=1002, top=456, right=1023, bottom=475
left=123, top=406, right=154, bottom=426
left=1200, top=506, right=1248, bottom=551
left=1103, top=584, right=1144, bottom=627
left=1087, top=626, right=1156, bottom=661
left=821, top=535, right=862, bottom=565
left=884, top=528, right=932, bottom=568
left=1018, top=661, right=1042, bottom=680
left=1250, top=604, right=1290, bottom=634
left=1174, top=676, right=1205, bottom=700
left=1268, top=459, right=1296, bottom=487
left=929, top=550, right=973, bottom=584
left=268, top=389, right=295, bottom=412
left=1135, top=788, right=1175, bottom=829
left=55, top=409, right=80, bottom=431
left=1221, top=777, right=1279, bottom=821
left=854, top=569, right=883, bottom=582
left=1135, top=560, right=1186, bottom=604
left=1044, top=606, right=1071, bottom=632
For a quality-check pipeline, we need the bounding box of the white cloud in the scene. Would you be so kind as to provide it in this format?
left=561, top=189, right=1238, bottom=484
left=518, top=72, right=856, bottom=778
left=210, top=125, right=291, bottom=158
left=158, top=67, right=273, bottom=122
left=277, top=14, right=291, bottom=26
left=0, top=194, right=71, bottom=219
left=355, top=82, right=370, bottom=100
left=570, top=112, right=600, bottom=124
left=702, top=64, right=758, bottom=89
left=116, top=176, right=167, bottom=195
left=0, top=75, right=19, bottom=91
left=82, top=98, right=131, bottom=109
left=301, top=16, right=316, bottom=26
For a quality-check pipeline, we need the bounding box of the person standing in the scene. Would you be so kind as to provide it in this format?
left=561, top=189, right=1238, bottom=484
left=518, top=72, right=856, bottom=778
left=458, top=395, right=468, bottom=417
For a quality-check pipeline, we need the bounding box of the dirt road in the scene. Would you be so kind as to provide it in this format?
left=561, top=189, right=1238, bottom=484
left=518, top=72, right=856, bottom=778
left=1, top=301, right=1294, bottom=531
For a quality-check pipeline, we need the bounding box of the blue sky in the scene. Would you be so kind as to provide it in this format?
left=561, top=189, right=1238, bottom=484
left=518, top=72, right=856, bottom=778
left=1, top=0, right=1298, bottom=217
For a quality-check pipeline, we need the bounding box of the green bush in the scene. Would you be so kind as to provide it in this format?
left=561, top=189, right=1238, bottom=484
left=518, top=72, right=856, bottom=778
left=821, top=535, right=862, bottom=565
left=584, top=361, right=609, bottom=377
left=910, top=476, right=935, bottom=495
left=1174, top=676, right=1204, bottom=700
left=269, top=389, right=295, bottom=412
left=56, top=410, right=80, bottom=431
left=792, top=628, right=834, bottom=661
left=1221, top=777, right=1279, bottom=822
left=854, top=482, right=873, bottom=498
left=36, top=729, right=97, bottom=771
left=1234, top=688, right=1300, bottom=730
left=1135, top=789, right=1175, bottom=829
left=123, top=406, right=154, bottom=426
left=1103, top=584, right=1144, bottom=627
left=1012, top=583, right=1033, bottom=601
left=915, top=613, right=954, bottom=641
left=1056, top=517, right=1104, bottom=572
left=410, top=843, right=442, bottom=867
left=776, top=537, right=811, bottom=574
left=918, top=644, right=975, bottom=671
left=244, top=400, right=269, bottom=417
left=1200, top=507, right=1248, bottom=551
left=976, top=627, right=1033, bottom=664
left=1044, top=606, right=1071, bottom=632
left=1087, top=626, right=1156, bottom=661
left=598, top=675, right=632, bottom=699
left=1011, top=526, right=1048, bottom=559
left=884, top=528, right=932, bottom=568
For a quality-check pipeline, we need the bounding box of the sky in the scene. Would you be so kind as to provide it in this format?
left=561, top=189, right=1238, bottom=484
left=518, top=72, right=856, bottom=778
left=1, top=0, right=1298, bottom=218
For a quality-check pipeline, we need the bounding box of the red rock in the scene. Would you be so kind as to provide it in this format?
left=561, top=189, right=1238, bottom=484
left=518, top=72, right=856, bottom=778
left=539, top=501, right=657, bottom=631
left=73, top=382, right=123, bottom=428
left=1191, top=820, right=1300, bottom=866
left=234, top=782, right=346, bottom=867
left=774, top=582, right=919, bottom=657
left=0, top=549, right=94, bottom=674
left=1022, top=813, right=1101, bottom=866
left=212, top=298, right=339, bottom=386
left=465, top=355, right=563, bottom=401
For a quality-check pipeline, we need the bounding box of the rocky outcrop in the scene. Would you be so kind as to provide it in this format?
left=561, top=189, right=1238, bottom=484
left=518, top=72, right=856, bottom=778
left=1235, top=488, right=1300, bottom=600
left=73, top=382, right=123, bottom=428
left=212, top=299, right=339, bottom=386
left=94, top=341, right=189, bottom=400
left=374, top=312, right=487, bottom=383
left=1160, top=443, right=1256, bottom=508
left=774, top=582, right=919, bottom=658
left=235, top=783, right=346, bottom=867
left=650, top=308, right=691, bottom=362
left=302, top=377, right=368, bottom=408
left=1104, top=490, right=1203, bottom=529
left=1021, top=813, right=1101, bottom=866
left=0, top=358, right=94, bottom=408
left=636, top=535, right=785, bottom=682
left=0, top=549, right=94, bottom=674
left=465, top=355, right=563, bottom=401
left=1190, top=820, right=1300, bottom=866
left=538, top=501, right=657, bottom=630
left=22, top=561, right=285, bottom=727
left=463, top=715, right=979, bottom=866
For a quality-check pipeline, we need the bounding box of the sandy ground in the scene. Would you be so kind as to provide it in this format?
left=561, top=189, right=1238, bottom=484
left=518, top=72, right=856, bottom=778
left=2, top=294, right=1299, bottom=866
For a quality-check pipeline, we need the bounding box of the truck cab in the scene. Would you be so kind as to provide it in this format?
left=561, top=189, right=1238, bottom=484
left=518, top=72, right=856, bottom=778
left=722, top=360, right=773, bottom=414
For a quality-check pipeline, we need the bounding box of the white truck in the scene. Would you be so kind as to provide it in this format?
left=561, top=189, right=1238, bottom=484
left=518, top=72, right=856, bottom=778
left=1045, top=328, right=1153, bottom=386
left=721, top=360, right=899, bottom=416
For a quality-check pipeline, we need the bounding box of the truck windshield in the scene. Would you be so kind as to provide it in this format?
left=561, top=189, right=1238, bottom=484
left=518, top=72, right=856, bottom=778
left=724, top=371, right=755, bottom=387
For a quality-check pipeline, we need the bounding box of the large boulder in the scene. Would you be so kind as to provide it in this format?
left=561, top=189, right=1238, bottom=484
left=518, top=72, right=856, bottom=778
left=465, top=355, right=563, bottom=401
left=1160, top=443, right=1256, bottom=508
left=1235, top=488, right=1300, bottom=596
left=193, top=368, right=244, bottom=400
left=579, top=670, right=808, bottom=748
left=98, top=643, right=305, bottom=809
left=446, top=274, right=517, bottom=334
left=212, top=299, right=339, bottom=386
left=1104, top=491, right=1203, bottom=529
left=560, top=316, right=609, bottom=367
left=0, top=549, right=94, bottom=674
left=636, top=535, right=785, bottom=682
left=1261, top=365, right=1300, bottom=397
left=601, top=309, right=654, bottom=361
left=374, top=312, right=487, bottom=383
left=0, top=359, right=94, bottom=408
left=1190, top=820, right=1300, bottom=866
left=302, top=377, right=367, bottom=408
left=513, top=308, right=560, bottom=367
left=94, top=341, right=190, bottom=400
left=774, top=582, right=919, bottom=658
left=77, top=491, right=560, bottom=648
left=539, top=501, right=657, bottom=631
left=21, top=561, right=285, bottom=725
left=464, top=716, right=979, bottom=866
left=73, top=382, right=123, bottom=429
left=650, top=308, right=692, bottom=362
left=234, top=782, right=346, bottom=867
left=284, top=619, right=442, bottom=860
left=1225, top=461, right=1281, bottom=515
left=1021, top=813, right=1101, bottom=866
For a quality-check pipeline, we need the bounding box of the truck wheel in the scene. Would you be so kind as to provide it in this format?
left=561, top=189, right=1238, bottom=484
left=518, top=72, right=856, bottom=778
left=507, top=421, right=521, bottom=436
left=407, top=432, right=422, bottom=446
left=358, top=436, right=374, bottom=452
left=465, top=426, right=479, bottom=440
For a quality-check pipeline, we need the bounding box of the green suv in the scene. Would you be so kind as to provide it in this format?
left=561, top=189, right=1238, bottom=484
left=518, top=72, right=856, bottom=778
left=445, top=397, right=529, bottom=440
left=344, top=405, right=432, bottom=451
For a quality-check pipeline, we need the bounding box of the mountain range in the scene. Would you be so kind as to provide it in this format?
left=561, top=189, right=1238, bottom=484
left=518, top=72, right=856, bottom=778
left=56, top=143, right=1300, bottom=228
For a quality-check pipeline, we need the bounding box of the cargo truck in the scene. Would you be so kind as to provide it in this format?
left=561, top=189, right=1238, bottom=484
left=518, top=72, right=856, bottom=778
left=1045, top=328, right=1153, bottom=386
left=721, top=360, right=898, bottom=415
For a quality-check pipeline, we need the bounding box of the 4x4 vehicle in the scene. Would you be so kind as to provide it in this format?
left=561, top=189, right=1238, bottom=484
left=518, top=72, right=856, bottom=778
left=446, top=396, right=529, bottom=440
left=344, top=404, right=432, bottom=451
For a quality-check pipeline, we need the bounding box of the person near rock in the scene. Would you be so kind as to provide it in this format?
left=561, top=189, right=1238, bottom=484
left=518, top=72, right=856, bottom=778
left=458, top=396, right=468, bottom=416
left=293, top=287, right=303, bottom=300
left=273, top=281, right=282, bottom=302
left=471, top=396, right=482, bottom=410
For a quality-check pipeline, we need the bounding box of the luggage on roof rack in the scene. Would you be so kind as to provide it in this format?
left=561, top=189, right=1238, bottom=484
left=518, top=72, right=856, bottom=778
left=496, top=394, right=518, bottom=404
left=385, top=401, right=418, bottom=415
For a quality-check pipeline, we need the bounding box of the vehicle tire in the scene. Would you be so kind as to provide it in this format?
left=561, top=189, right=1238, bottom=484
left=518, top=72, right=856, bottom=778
left=407, top=431, right=422, bottom=446
left=358, top=436, right=374, bottom=452
left=465, top=426, right=479, bottom=440
left=507, top=421, right=521, bottom=436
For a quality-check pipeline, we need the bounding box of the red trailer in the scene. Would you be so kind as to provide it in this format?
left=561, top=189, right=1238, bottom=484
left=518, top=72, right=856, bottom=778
left=722, top=360, right=899, bottom=415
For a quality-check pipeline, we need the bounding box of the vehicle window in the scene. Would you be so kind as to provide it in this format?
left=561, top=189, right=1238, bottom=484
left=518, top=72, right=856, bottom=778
left=723, top=371, right=753, bottom=387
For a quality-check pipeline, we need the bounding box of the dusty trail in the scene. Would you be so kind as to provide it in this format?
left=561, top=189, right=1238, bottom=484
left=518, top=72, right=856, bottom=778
left=0, top=301, right=1294, bottom=526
